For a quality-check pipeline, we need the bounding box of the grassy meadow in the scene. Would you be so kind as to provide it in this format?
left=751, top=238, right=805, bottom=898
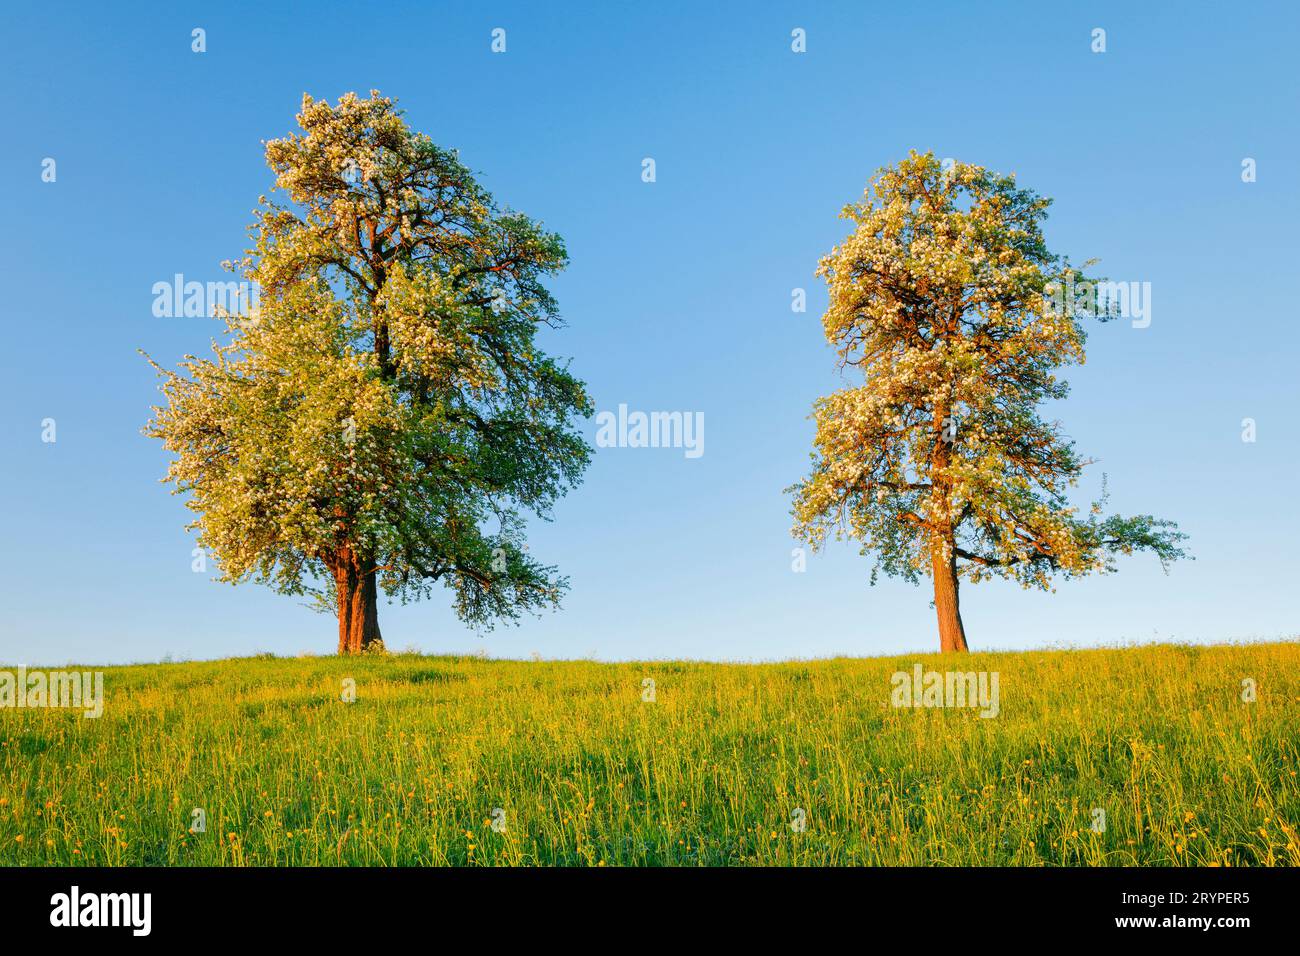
left=1, top=641, right=1297, bottom=867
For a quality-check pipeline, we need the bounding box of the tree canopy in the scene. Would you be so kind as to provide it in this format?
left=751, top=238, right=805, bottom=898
left=790, top=151, right=1187, bottom=651
left=145, top=91, right=592, bottom=653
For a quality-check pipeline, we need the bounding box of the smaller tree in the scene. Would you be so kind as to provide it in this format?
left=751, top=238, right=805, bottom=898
left=790, top=152, right=1187, bottom=652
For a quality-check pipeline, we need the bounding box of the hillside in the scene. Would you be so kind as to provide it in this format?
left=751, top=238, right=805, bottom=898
left=2, top=642, right=1297, bottom=866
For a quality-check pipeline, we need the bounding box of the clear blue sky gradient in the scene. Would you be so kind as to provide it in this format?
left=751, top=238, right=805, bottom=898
left=2, top=1, right=1297, bottom=665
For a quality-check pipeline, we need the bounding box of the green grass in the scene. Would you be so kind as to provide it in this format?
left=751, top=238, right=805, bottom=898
left=2, top=642, right=1297, bottom=866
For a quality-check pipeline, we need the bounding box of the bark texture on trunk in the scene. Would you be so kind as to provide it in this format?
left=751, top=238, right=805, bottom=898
left=334, top=544, right=382, bottom=655
left=930, top=537, right=969, bottom=653
left=929, top=397, right=969, bottom=654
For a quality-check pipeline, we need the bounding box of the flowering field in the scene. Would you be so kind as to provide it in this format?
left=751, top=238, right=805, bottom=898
left=2, top=642, right=1297, bottom=866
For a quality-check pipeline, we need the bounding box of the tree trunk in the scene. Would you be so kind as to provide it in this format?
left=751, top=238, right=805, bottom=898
left=929, top=396, right=969, bottom=654
left=931, top=538, right=969, bottom=653
left=334, top=545, right=382, bottom=655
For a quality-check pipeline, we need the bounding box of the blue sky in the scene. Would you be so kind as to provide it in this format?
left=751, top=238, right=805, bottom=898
left=2, top=1, right=1297, bottom=665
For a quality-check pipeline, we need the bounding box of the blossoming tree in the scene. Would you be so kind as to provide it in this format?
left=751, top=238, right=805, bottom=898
left=145, top=92, right=592, bottom=654
left=790, top=152, right=1186, bottom=652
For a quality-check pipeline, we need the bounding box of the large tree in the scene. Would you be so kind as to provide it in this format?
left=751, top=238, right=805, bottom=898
left=790, top=152, right=1186, bottom=652
left=145, top=91, right=592, bottom=654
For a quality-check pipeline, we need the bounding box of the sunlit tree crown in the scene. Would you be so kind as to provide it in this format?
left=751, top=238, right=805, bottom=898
left=792, top=151, right=1185, bottom=595
left=146, top=92, right=592, bottom=635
